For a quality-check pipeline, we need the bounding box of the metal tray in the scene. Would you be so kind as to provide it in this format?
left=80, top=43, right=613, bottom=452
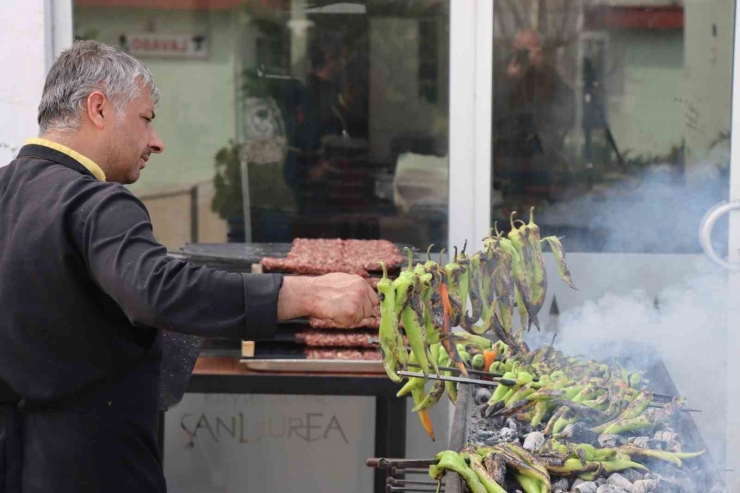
left=241, top=358, right=385, bottom=374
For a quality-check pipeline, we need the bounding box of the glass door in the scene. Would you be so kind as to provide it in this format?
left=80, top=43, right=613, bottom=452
left=488, top=0, right=736, bottom=488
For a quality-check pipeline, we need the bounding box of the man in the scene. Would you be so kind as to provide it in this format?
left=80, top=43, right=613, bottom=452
left=493, top=29, right=575, bottom=188
left=284, top=31, right=351, bottom=212
left=0, top=40, right=378, bottom=492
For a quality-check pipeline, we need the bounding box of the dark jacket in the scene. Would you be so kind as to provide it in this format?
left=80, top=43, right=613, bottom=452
left=0, top=144, right=282, bottom=492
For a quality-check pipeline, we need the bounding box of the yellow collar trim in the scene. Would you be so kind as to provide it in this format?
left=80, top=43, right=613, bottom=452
left=25, top=138, right=107, bottom=182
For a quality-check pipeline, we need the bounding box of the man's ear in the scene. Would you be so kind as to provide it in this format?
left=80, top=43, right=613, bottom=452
left=86, top=91, right=108, bottom=130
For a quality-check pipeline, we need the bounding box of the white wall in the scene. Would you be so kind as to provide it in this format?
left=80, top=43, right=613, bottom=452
left=0, top=0, right=65, bottom=165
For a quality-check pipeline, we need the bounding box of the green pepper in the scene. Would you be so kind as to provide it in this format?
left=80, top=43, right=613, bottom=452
left=402, top=273, right=433, bottom=375
left=540, top=234, right=576, bottom=289
left=396, top=351, right=424, bottom=397
left=460, top=352, right=472, bottom=366
left=495, top=447, right=551, bottom=491
left=514, top=473, right=543, bottom=493
left=545, top=458, right=599, bottom=475
left=530, top=400, right=549, bottom=427
left=429, top=451, right=487, bottom=493
left=451, top=332, right=493, bottom=350
left=600, top=458, right=648, bottom=473
left=501, top=235, right=537, bottom=331
left=439, top=353, right=458, bottom=404
left=505, top=384, right=535, bottom=407
left=411, top=386, right=435, bottom=441
left=487, top=372, right=516, bottom=405
left=444, top=246, right=464, bottom=327
left=378, top=262, right=405, bottom=382
left=463, top=250, right=486, bottom=325
left=472, top=353, right=486, bottom=370
left=593, top=389, right=653, bottom=434
left=463, top=450, right=507, bottom=493
left=488, top=233, right=516, bottom=342
left=411, top=380, right=445, bottom=412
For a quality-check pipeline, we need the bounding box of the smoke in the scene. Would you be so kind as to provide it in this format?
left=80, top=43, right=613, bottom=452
left=524, top=257, right=728, bottom=474
left=538, top=159, right=730, bottom=254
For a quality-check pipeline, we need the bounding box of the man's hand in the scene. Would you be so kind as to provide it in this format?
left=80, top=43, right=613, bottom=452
left=507, top=57, right=524, bottom=80
left=277, top=273, right=379, bottom=327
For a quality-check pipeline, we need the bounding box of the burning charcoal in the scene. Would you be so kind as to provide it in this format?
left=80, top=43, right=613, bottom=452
left=632, top=437, right=651, bottom=448
left=665, top=440, right=682, bottom=453
left=620, top=469, right=645, bottom=483
left=607, top=473, right=634, bottom=491
left=499, top=427, right=518, bottom=442
left=595, top=478, right=607, bottom=486
left=523, top=432, right=545, bottom=452
left=552, top=478, right=570, bottom=490
left=506, top=418, right=519, bottom=433
left=558, top=422, right=599, bottom=443
left=598, top=434, right=625, bottom=448
left=475, top=388, right=492, bottom=405
left=573, top=480, right=598, bottom=493
left=596, top=485, right=629, bottom=493
left=654, top=430, right=679, bottom=443
left=632, top=479, right=660, bottom=493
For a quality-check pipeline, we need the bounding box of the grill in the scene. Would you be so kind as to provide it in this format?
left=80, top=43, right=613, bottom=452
left=369, top=343, right=727, bottom=493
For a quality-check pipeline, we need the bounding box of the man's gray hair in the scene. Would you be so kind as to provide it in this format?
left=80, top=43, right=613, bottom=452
left=38, top=40, right=160, bottom=134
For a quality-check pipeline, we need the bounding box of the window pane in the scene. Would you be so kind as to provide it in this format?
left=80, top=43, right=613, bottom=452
left=73, top=0, right=450, bottom=251
left=492, top=1, right=732, bottom=254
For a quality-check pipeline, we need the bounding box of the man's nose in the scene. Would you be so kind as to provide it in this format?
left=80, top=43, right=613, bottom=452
left=149, top=129, right=164, bottom=154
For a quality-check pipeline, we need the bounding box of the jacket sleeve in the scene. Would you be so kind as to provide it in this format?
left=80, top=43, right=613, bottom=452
left=75, top=185, right=281, bottom=340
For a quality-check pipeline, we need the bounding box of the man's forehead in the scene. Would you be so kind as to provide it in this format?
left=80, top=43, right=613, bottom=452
left=132, top=84, right=155, bottom=114
left=514, top=30, right=541, bottom=49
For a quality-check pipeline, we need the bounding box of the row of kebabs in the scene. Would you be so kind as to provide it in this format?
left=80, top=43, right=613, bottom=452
left=260, top=238, right=406, bottom=359
left=377, top=207, right=576, bottom=383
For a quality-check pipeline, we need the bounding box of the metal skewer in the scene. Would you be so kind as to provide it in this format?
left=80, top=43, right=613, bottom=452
left=392, top=467, right=433, bottom=476
left=405, top=362, right=539, bottom=382
left=386, top=487, right=440, bottom=493
left=396, top=370, right=508, bottom=388
left=404, top=364, right=682, bottom=401
left=647, top=402, right=701, bottom=413
left=387, top=478, right=444, bottom=487
left=368, top=458, right=453, bottom=469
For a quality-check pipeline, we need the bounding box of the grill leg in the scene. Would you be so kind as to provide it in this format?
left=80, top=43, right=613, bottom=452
left=374, top=396, right=407, bottom=493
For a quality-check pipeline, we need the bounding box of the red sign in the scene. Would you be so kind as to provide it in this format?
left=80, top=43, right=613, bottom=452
left=124, top=33, right=209, bottom=59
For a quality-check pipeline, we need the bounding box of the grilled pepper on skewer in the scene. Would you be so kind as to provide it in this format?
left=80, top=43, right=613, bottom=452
left=438, top=271, right=468, bottom=376
left=460, top=447, right=507, bottom=493
left=402, top=274, right=433, bottom=375
left=499, top=237, right=535, bottom=331
left=429, top=450, right=487, bottom=493
left=411, top=385, right=435, bottom=441
left=488, top=231, right=517, bottom=342
left=541, top=235, right=577, bottom=290
left=443, top=246, right=464, bottom=327
left=378, top=261, right=406, bottom=382
left=508, top=209, right=545, bottom=331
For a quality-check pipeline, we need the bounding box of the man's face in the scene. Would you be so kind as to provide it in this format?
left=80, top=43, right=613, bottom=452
left=105, top=82, right=164, bottom=184
left=513, top=31, right=545, bottom=72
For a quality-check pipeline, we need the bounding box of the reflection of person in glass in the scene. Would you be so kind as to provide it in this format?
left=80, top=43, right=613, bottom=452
left=295, top=32, right=350, bottom=202
left=493, top=30, right=575, bottom=185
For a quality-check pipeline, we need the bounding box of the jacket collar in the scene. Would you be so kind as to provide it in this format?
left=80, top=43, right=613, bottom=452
left=18, top=138, right=107, bottom=181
